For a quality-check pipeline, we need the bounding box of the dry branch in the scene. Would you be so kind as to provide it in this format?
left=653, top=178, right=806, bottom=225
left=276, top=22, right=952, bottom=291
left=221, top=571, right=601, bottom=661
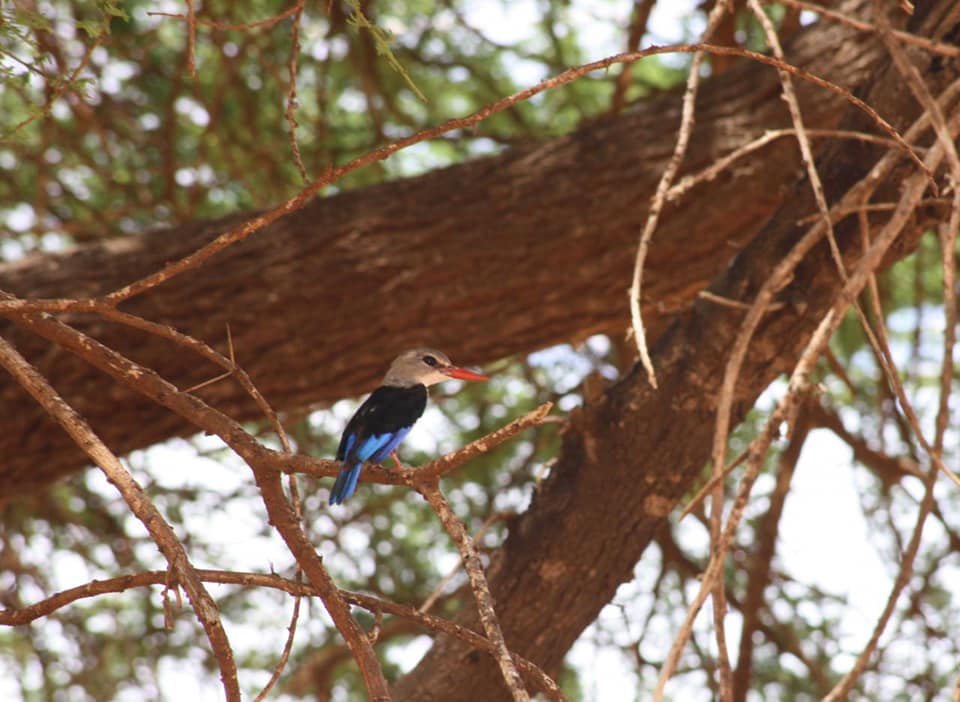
left=418, top=483, right=530, bottom=702
left=2, top=308, right=392, bottom=701
left=0, top=569, right=567, bottom=701
left=0, top=336, right=241, bottom=702
left=281, top=402, right=553, bottom=487
left=657, top=77, right=960, bottom=699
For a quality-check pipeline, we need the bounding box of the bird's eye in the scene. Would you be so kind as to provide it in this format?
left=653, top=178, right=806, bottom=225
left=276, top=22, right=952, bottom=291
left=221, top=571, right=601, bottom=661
left=423, top=355, right=438, bottom=367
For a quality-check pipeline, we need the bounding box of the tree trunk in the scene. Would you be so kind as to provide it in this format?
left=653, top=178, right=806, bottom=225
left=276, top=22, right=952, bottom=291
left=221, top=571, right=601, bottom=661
left=0, top=1, right=897, bottom=494
left=392, top=2, right=960, bottom=699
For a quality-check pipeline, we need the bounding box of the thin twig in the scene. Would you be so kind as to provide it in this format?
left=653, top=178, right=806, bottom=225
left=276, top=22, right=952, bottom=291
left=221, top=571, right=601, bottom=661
left=0, top=336, right=241, bottom=702
left=255, top=448, right=305, bottom=700
left=416, top=482, right=530, bottom=701
left=182, top=323, right=236, bottom=393
left=748, top=0, right=845, bottom=275
left=254, top=568, right=303, bottom=702
left=768, top=0, right=960, bottom=58
left=0, top=569, right=567, bottom=701
left=678, top=448, right=750, bottom=521
left=629, top=0, right=733, bottom=390
left=285, top=1, right=308, bottom=182
left=732, top=406, right=811, bottom=700
left=413, top=403, right=553, bottom=482
left=419, top=510, right=511, bottom=614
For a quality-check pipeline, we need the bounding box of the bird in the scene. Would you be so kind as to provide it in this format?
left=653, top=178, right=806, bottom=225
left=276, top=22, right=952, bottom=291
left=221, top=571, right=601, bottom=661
left=328, top=348, right=489, bottom=505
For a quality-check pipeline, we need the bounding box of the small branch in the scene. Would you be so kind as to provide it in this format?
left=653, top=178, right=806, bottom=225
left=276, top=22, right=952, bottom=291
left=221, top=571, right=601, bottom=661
left=679, top=448, right=749, bottom=521
left=254, top=569, right=302, bottom=702
left=285, top=1, right=308, bottom=182
left=0, top=568, right=566, bottom=700
left=4, top=307, right=390, bottom=701
left=419, top=510, right=512, bottom=614
left=769, top=0, right=960, bottom=58
left=732, top=405, right=810, bottom=702
left=282, top=402, right=552, bottom=489
left=417, top=482, right=530, bottom=702
left=629, top=0, right=734, bottom=390
left=747, top=0, right=846, bottom=276
left=698, top=290, right=785, bottom=312
left=0, top=335, right=240, bottom=702
left=412, top=402, right=553, bottom=482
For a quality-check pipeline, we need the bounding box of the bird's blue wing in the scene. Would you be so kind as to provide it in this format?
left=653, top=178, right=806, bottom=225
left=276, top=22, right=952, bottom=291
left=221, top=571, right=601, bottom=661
left=330, top=385, right=427, bottom=505
left=329, top=428, right=413, bottom=505
left=369, top=426, right=412, bottom=462
left=330, top=434, right=359, bottom=505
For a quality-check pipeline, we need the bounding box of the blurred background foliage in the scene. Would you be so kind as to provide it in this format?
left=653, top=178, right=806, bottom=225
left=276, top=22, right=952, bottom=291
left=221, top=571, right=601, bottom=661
left=2, top=1, right=960, bottom=701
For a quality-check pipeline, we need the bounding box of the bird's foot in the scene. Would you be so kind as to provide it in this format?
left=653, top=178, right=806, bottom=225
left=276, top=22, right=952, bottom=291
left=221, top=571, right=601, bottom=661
left=389, top=451, right=407, bottom=470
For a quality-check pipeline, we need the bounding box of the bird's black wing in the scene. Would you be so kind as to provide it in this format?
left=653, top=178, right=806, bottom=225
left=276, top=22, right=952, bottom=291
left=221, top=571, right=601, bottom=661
left=336, top=384, right=428, bottom=461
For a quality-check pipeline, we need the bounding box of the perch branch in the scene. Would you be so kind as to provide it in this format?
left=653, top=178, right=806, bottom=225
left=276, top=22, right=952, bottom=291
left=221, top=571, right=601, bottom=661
left=416, top=482, right=530, bottom=702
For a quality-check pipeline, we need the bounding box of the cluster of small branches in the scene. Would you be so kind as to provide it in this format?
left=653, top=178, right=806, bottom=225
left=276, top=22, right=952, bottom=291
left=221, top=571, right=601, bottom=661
left=626, top=1, right=960, bottom=700
left=1, top=1, right=960, bottom=700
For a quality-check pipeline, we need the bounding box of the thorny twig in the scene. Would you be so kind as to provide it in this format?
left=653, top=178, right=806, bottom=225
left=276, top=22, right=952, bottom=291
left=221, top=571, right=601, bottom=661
left=417, top=482, right=530, bottom=702
left=0, top=336, right=241, bottom=702
left=629, top=0, right=733, bottom=391
left=285, top=1, right=308, bottom=182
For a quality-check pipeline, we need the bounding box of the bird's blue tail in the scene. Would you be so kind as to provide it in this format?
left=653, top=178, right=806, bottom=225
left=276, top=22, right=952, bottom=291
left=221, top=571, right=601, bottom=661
left=329, top=462, right=363, bottom=505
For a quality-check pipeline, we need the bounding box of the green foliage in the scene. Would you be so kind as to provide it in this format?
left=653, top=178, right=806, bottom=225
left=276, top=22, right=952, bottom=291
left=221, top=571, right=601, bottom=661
left=0, top=0, right=684, bottom=248
left=3, top=2, right=959, bottom=702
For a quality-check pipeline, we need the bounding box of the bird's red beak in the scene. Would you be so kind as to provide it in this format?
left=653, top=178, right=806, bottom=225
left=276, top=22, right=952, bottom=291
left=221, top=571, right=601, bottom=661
left=442, top=366, right=489, bottom=382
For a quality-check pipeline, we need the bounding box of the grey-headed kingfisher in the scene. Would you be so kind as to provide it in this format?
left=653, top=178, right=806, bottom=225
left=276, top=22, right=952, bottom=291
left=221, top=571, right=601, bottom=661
left=329, top=348, right=488, bottom=505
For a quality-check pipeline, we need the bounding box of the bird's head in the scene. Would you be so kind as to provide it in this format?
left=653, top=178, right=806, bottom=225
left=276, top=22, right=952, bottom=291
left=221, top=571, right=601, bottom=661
left=382, top=348, right=489, bottom=388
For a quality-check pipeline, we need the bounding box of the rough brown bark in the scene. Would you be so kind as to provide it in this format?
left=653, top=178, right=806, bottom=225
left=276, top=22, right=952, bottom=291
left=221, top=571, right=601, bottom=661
left=391, top=2, right=960, bottom=699
left=1, top=3, right=887, bottom=494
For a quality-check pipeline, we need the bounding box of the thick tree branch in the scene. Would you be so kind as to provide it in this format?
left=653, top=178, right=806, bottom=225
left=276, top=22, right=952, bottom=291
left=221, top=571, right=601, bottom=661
left=393, top=4, right=960, bottom=699
left=0, top=3, right=903, bottom=493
